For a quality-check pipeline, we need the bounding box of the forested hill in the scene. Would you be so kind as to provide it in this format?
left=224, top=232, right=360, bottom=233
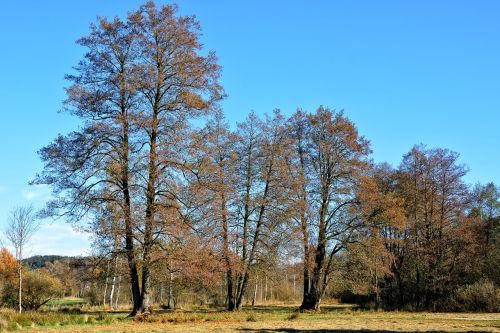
left=23, top=255, right=78, bottom=269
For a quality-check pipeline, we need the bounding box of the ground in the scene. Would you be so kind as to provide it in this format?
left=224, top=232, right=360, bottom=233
left=0, top=301, right=499, bottom=332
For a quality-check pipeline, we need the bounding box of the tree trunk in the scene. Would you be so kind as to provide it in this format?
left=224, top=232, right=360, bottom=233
left=122, top=122, right=142, bottom=316
left=252, top=279, right=257, bottom=306
left=18, top=248, right=22, bottom=313
left=234, top=160, right=273, bottom=310
left=264, top=275, right=268, bottom=303
left=260, top=278, right=263, bottom=303
left=167, top=271, right=173, bottom=309
left=103, top=261, right=110, bottom=307
left=300, top=230, right=327, bottom=310
left=140, top=259, right=153, bottom=313
left=300, top=178, right=330, bottom=311
left=141, top=106, right=159, bottom=314
left=221, top=189, right=236, bottom=311
left=109, top=256, right=118, bottom=309
left=115, top=275, right=121, bottom=309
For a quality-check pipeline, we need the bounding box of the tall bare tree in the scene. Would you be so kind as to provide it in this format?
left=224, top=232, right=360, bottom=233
left=287, top=107, right=371, bottom=310
left=232, top=110, right=291, bottom=310
left=188, top=110, right=239, bottom=309
left=33, top=15, right=143, bottom=315
left=5, top=205, right=39, bottom=313
left=395, top=145, right=469, bottom=309
left=128, top=1, right=223, bottom=313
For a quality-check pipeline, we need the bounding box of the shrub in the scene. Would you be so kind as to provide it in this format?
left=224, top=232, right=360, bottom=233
left=246, top=314, right=257, bottom=322
left=22, top=270, right=63, bottom=310
left=1, top=266, right=63, bottom=311
left=453, top=279, right=500, bottom=312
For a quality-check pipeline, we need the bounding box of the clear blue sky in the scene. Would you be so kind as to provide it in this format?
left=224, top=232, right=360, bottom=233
left=0, top=1, right=498, bottom=256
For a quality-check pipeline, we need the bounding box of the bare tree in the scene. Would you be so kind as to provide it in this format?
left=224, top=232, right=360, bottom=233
left=287, top=107, right=371, bottom=311
left=5, top=205, right=39, bottom=313
left=33, top=15, right=143, bottom=315
left=129, top=2, right=223, bottom=313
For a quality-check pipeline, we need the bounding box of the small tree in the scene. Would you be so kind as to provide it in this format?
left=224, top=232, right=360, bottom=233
left=22, top=270, right=63, bottom=311
left=5, top=205, right=39, bottom=313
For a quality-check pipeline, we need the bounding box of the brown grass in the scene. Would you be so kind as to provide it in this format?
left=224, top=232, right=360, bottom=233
left=1, top=306, right=499, bottom=332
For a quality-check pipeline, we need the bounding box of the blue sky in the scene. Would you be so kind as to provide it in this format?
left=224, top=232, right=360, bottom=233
left=0, top=1, right=498, bottom=256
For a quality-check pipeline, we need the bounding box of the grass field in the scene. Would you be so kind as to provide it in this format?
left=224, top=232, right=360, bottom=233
left=0, top=303, right=499, bottom=332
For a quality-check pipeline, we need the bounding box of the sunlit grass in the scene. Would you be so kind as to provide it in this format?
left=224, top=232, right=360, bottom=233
left=0, top=304, right=499, bottom=332
left=45, top=297, right=87, bottom=307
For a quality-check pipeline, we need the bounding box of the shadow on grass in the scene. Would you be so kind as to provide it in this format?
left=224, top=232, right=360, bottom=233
left=238, top=328, right=487, bottom=333
left=46, top=304, right=359, bottom=318
left=230, top=305, right=354, bottom=314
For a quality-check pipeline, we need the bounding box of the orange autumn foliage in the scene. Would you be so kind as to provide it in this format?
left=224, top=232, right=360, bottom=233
left=0, top=248, right=17, bottom=280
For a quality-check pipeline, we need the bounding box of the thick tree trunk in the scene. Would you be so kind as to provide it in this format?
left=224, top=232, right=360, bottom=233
left=226, top=271, right=236, bottom=310
left=124, top=212, right=141, bottom=315
left=140, top=238, right=153, bottom=313
left=141, top=106, right=159, bottom=314
left=122, top=129, right=142, bottom=316
left=300, top=246, right=326, bottom=311
left=299, top=160, right=335, bottom=311
left=300, top=201, right=327, bottom=311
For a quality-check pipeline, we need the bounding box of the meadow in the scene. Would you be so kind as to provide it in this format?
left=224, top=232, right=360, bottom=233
left=0, top=299, right=498, bottom=332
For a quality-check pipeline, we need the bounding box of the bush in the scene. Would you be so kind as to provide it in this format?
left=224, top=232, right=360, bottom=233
left=452, top=279, right=500, bottom=312
left=23, top=270, right=63, bottom=310
left=1, top=269, right=63, bottom=310
left=246, top=314, right=257, bottom=322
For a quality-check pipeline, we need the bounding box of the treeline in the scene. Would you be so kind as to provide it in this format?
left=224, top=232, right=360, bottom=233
left=31, top=1, right=499, bottom=315
left=23, top=255, right=72, bottom=269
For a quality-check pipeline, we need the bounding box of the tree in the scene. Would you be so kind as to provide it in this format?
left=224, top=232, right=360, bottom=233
left=381, top=145, right=471, bottom=310
left=188, top=111, right=239, bottom=310
left=34, top=1, right=223, bottom=316
left=287, top=107, right=371, bottom=310
left=402, top=146, right=469, bottom=309
left=470, top=183, right=500, bottom=284
left=33, top=14, right=143, bottom=315
left=5, top=205, right=39, bottom=313
left=234, top=111, right=293, bottom=310
left=128, top=1, right=223, bottom=313
left=0, top=248, right=17, bottom=307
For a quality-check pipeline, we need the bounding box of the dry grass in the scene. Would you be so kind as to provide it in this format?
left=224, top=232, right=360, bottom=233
left=0, top=305, right=499, bottom=332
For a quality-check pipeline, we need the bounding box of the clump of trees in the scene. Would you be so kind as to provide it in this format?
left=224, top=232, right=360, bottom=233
left=30, top=0, right=499, bottom=314
left=330, top=152, right=500, bottom=311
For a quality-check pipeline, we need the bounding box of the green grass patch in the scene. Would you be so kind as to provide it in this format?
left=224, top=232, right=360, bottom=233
left=0, top=308, right=117, bottom=331
left=46, top=297, right=87, bottom=306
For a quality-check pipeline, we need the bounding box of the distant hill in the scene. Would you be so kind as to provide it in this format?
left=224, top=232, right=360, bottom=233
left=23, top=255, right=76, bottom=269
